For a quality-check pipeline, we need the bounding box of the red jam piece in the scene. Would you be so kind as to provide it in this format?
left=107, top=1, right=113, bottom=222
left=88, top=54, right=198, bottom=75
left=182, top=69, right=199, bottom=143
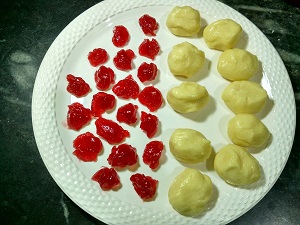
left=116, top=103, right=138, bottom=125
left=140, top=111, right=158, bottom=138
left=138, top=14, right=159, bottom=36
left=91, top=92, right=116, bottom=117
left=107, top=144, right=138, bottom=168
left=113, top=49, right=135, bottom=71
left=112, top=75, right=140, bottom=99
left=94, top=66, right=115, bottom=91
left=73, top=132, right=103, bottom=162
left=95, top=117, right=130, bottom=144
left=138, top=39, right=160, bottom=60
left=112, top=25, right=130, bottom=47
left=138, top=86, right=163, bottom=112
left=130, top=173, right=158, bottom=200
left=88, top=48, right=109, bottom=67
left=66, top=74, right=90, bottom=97
left=142, top=141, right=164, bottom=170
left=67, top=102, right=92, bottom=131
left=92, top=167, right=120, bottom=190
left=137, top=62, right=158, bottom=83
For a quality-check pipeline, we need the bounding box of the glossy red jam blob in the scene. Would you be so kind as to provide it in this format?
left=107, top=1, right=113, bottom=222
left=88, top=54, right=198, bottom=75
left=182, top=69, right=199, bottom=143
left=73, top=132, right=103, bottom=162
left=88, top=48, right=109, bottom=67
left=116, top=103, right=138, bottom=125
left=138, top=86, right=163, bottom=112
left=91, top=92, right=116, bottom=117
left=113, top=49, right=135, bottom=71
left=107, top=144, right=138, bottom=168
left=140, top=111, right=158, bottom=138
left=94, top=66, right=115, bottom=91
left=142, top=141, right=164, bottom=170
left=112, top=75, right=140, bottom=99
left=92, top=167, right=120, bottom=190
left=138, top=39, right=160, bottom=60
left=138, top=14, right=159, bottom=36
left=67, top=102, right=92, bottom=131
left=95, top=117, right=130, bottom=144
left=112, top=25, right=130, bottom=47
left=137, top=62, right=158, bottom=83
left=130, top=173, right=158, bottom=200
left=66, top=74, right=90, bottom=97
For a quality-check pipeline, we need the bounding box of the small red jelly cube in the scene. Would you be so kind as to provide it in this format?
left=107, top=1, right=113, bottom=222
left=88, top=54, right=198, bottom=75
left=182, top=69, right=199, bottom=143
left=113, top=49, right=135, bottom=71
left=107, top=143, right=138, bottom=168
left=91, top=92, right=116, bottom=117
left=112, top=25, right=130, bottom=47
left=94, top=66, right=115, bottom=91
left=88, top=48, right=109, bottom=67
left=92, top=167, right=120, bottom=190
left=130, top=173, right=158, bottom=200
left=66, top=74, right=90, bottom=97
left=137, top=62, right=158, bottom=83
left=116, top=103, right=138, bottom=125
left=138, top=39, right=160, bottom=60
left=138, top=86, right=163, bottom=112
left=112, top=75, right=140, bottom=99
left=140, top=111, right=158, bottom=138
left=138, top=14, right=159, bottom=36
left=67, top=102, right=92, bottom=131
left=142, top=141, right=164, bottom=170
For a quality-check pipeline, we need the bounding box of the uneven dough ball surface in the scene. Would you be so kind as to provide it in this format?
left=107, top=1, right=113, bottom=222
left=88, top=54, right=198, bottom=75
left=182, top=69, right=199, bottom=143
left=169, top=128, right=212, bottom=164
left=167, top=82, right=209, bottom=113
left=222, top=81, right=268, bottom=114
left=166, top=6, right=201, bottom=37
left=218, top=48, right=259, bottom=81
left=214, top=144, right=261, bottom=186
left=228, top=114, right=270, bottom=148
left=168, top=42, right=205, bottom=78
left=168, top=168, right=212, bottom=216
left=203, top=19, right=242, bottom=51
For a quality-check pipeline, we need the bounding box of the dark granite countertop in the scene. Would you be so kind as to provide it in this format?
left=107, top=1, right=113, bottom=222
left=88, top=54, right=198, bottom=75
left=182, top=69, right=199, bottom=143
left=1, top=0, right=299, bottom=224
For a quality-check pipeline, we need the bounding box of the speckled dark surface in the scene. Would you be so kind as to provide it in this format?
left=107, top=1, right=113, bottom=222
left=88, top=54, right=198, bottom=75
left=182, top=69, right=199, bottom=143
left=0, top=0, right=299, bottom=224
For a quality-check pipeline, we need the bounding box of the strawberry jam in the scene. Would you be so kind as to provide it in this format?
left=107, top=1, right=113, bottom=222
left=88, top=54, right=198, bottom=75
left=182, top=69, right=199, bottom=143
left=137, top=62, right=158, bottom=83
left=73, top=132, right=103, bottom=162
left=112, top=75, right=140, bottom=99
left=116, top=103, right=138, bottom=125
left=113, top=49, right=135, bottom=71
left=66, top=74, right=90, bottom=97
left=130, top=173, right=158, bottom=200
left=112, top=25, right=130, bottom=47
left=91, top=92, right=116, bottom=117
left=88, top=48, right=109, bottom=67
left=142, top=141, right=164, bottom=170
left=107, top=143, right=138, bottom=168
left=138, top=86, right=163, bottom=112
left=95, top=117, right=130, bottom=144
left=138, top=39, right=160, bottom=60
left=94, top=66, right=115, bottom=91
left=92, top=167, right=120, bottom=190
left=67, top=102, right=92, bottom=131
left=139, top=14, right=159, bottom=36
left=140, top=111, right=158, bottom=138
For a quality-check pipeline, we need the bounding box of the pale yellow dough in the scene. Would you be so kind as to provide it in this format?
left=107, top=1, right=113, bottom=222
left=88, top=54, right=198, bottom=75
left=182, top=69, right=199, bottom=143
left=217, top=48, right=259, bottom=81
left=222, top=81, right=268, bottom=114
left=166, top=6, right=201, bottom=37
left=168, top=42, right=205, bottom=78
left=169, top=128, right=212, bottom=164
left=167, top=82, right=209, bottom=113
left=168, top=168, right=212, bottom=216
left=228, top=114, right=270, bottom=148
left=214, top=144, right=261, bottom=186
left=203, top=19, right=242, bottom=51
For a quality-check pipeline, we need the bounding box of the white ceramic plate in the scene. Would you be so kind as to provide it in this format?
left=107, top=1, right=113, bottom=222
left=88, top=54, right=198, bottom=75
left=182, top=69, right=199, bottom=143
left=32, top=0, right=296, bottom=224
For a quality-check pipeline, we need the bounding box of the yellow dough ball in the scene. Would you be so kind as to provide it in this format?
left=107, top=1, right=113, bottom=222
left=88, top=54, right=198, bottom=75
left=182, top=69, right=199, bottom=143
left=217, top=48, right=259, bottom=81
left=203, top=19, right=242, bottom=51
left=166, top=6, right=201, bottom=37
left=214, top=144, right=261, bottom=186
left=222, top=81, right=268, bottom=114
left=169, top=128, right=212, bottom=164
left=168, top=168, right=212, bottom=216
left=168, top=42, right=205, bottom=78
left=167, top=82, right=209, bottom=113
left=228, top=114, right=270, bottom=148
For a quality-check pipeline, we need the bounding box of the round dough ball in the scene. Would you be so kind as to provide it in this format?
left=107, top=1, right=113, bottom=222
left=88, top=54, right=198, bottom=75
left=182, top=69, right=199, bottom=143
left=167, top=82, right=209, bottom=113
left=217, top=48, right=259, bottom=81
left=168, top=42, right=205, bottom=78
left=214, top=144, right=261, bottom=186
left=203, top=19, right=242, bottom=51
left=168, top=168, right=212, bottom=216
left=169, top=128, right=212, bottom=164
left=222, top=81, right=268, bottom=114
left=166, top=6, right=201, bottom=37
left=228, top=114, right=270, bottom=148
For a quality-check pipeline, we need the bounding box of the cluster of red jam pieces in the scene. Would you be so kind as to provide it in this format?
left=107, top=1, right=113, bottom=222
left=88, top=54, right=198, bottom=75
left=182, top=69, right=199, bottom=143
left=107, top=144, right=138, bottom=168
left=92, top=167, right=120, bottom=190
left=66, top=74, right=90, bottom=97
left=130, top=173, right=158, bottom=200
